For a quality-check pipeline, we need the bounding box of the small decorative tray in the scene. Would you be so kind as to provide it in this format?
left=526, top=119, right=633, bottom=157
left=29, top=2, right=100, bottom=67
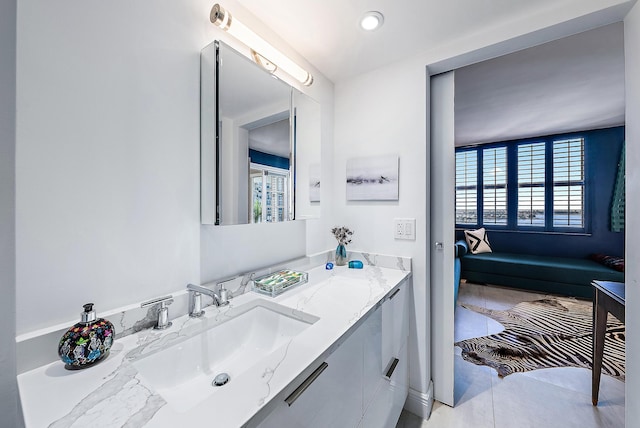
left=252, top=269, right=309, bottom=297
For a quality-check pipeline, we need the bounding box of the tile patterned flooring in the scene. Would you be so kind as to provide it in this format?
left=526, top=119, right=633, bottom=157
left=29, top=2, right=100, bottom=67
left=396, top=281, right=625, bottom=428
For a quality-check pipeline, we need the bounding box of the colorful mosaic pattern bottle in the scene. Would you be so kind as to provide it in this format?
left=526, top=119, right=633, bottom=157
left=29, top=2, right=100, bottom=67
left=58, top=303, right=115, bottom=370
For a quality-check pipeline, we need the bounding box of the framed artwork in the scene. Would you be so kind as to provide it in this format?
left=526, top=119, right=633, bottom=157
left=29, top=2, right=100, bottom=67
left=346, top=155, right=399, bottom=201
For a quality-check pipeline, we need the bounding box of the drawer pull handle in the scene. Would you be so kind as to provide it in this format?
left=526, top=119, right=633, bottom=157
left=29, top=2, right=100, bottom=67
left=384, top=358, right=400, bottom=380
left=285, top=362, right=329, bottom=406
left=389, top=288, right=401, bottom=300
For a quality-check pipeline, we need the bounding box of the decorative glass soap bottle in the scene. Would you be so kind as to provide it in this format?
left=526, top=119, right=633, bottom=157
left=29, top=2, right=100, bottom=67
left=58, top=303, right=115, bottom=370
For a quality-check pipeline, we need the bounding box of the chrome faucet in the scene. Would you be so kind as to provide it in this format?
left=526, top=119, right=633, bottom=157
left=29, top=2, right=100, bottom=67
left=187, top=283, right=228, bottom=317
left=141, top=295, right=173, bottom=329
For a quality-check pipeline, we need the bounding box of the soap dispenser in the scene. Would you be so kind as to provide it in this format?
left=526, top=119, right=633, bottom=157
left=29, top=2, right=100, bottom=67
left=58, top=303, right=115, bottom=370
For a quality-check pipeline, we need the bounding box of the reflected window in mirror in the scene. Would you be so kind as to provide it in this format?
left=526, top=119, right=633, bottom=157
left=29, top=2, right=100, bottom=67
left=247, top=117, right=290, bottom=224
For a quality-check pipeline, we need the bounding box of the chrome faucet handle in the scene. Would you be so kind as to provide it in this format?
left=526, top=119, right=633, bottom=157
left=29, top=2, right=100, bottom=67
left=218, top=286, right=230, bottom=306
left=141, top=295, right=173, bottom=330
left=216, top=276, right=238, bottom=306
left=189, top=290, right=205, bottom=318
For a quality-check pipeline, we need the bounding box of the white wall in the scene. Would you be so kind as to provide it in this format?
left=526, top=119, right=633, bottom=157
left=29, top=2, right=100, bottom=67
left=624, top=3, right=640, bottom=425
left=15, top=0, right=334, bottom=337
left=16, top=1, right=202, bottom=334
left=1, top=0, right=19, bottom=425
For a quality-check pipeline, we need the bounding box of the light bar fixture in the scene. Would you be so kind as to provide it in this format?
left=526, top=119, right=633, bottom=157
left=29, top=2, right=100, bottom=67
left=210, top=4, right=314, bottom=86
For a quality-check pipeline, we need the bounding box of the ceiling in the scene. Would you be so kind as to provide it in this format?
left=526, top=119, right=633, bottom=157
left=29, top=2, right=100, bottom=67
left=234, top=1, right=626, bottom=146
left=237, top=0, right=608, bottom=82
left=454, top=23, right=625, bottom=146
left=248, top=119, right=290, bottom=158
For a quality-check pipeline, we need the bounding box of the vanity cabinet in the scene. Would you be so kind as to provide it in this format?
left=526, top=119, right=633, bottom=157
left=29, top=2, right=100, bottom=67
left=253, top=282, right=409, bottom=428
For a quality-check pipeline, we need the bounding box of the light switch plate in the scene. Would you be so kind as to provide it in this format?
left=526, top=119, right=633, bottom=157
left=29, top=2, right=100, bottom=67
left=394, top=218, right=416, bottom=240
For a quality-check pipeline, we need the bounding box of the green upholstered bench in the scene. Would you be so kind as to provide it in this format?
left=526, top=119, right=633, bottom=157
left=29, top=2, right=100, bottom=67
left=458, top=244, right=624, bottom=298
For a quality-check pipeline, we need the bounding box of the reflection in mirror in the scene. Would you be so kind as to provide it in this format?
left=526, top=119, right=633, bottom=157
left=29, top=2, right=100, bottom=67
left=248, top=117, right=290, bottom=223
left=293, top=89, right=321, bottom=219
left=218, top=41, right=291, bottom=226
left=200, top=40, right=321, bottom=225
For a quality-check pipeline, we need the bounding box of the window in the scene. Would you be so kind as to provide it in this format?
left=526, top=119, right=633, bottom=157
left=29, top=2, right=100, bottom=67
left=455, top=151, right=478, bottom=224
left=553, top=138, right=585, bottom=228
left=455, top=134, right=586, bottom=232
left=517, top=142, right=545, bottom=227
left=483, top=147, right=507, bottom=225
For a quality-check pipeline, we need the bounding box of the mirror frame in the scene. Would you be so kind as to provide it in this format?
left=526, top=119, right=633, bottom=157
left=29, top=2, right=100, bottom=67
left=200, top=41, right=217, bottom=225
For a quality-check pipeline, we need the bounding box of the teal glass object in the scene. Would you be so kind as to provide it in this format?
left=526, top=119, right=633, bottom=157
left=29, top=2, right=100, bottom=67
left=335, top=244, right=347, bottom=266
left=348, top=260, right=363, bottom=269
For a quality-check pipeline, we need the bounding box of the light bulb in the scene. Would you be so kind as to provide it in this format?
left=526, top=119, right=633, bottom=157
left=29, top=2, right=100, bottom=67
left=360, top=11, right=384, bottom=31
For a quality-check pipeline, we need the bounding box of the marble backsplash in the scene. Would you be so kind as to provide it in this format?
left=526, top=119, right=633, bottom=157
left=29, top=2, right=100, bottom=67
left=16, top=249, right=411, bottom=374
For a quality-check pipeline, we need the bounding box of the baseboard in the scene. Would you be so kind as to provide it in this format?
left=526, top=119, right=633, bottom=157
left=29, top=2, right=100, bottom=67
left=403, top=382, right=434, bottom=420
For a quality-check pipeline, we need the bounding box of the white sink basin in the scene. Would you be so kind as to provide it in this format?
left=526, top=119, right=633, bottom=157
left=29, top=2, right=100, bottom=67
left=130, top=300, right=319, bottom=412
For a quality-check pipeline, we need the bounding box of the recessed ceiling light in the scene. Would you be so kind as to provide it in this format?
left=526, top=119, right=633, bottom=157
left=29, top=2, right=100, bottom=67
left=360, top=11, right=384, bottom=31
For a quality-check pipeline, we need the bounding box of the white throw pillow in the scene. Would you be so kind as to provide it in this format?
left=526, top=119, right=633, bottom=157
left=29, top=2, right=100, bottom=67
left=464, top=228, right=492, bottom=254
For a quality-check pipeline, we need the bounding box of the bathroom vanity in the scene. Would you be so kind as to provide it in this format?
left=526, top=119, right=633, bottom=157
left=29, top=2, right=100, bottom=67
left=17, top=259, right=411, bottom=427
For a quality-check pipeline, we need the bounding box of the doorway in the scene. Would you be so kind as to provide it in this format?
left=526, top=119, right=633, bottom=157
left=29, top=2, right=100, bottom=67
left=431, top=22, right=626, bottom=418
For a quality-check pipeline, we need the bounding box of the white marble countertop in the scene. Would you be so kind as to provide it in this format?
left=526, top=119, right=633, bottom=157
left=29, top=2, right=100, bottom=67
left=18, top=263, right=410, bottom=428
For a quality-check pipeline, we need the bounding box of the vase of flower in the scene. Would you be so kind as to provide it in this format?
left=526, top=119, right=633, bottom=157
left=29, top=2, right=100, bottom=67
left=331, top=226, right=353, bottom=266
left=335, top=244, right=347, bottom=266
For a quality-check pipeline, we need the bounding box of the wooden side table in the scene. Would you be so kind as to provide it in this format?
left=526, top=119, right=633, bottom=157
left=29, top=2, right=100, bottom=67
left=592, top=280, right=625, bottom=406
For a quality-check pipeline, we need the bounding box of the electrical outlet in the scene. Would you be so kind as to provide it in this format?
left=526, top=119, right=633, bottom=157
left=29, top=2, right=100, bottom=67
left=394, top=218, right=416, bottom=240
left=395, top=221, right=404, bottom=237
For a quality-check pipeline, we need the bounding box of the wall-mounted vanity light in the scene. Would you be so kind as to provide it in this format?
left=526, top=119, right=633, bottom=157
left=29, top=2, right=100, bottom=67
left=210, top=3, right=314, bottom=86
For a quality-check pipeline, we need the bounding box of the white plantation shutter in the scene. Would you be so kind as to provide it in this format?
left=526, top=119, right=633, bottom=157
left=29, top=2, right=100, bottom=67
left=483, top=147, right=507, bottom=225
left=553, top=138, right=584, bottom=228
left=517, top=142, right=546, bottom=226
left=455, top=150, right=478, bottom=224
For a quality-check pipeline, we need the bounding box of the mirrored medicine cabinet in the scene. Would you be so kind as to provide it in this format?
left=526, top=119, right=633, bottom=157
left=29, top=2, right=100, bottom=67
left=201, top=40, right=321, bottom=226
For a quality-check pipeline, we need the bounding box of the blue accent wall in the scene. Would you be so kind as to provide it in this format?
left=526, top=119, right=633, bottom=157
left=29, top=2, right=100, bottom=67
left=249, top=149, right=290, bottom=170
left=456, top=126, right=625, bottom=259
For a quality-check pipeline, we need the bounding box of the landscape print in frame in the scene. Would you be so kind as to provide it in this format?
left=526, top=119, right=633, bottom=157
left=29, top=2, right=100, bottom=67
left=346, top=155, right=399, bottom=201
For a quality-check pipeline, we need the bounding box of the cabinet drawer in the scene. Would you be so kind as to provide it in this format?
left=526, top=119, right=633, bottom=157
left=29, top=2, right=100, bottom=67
left=255, top=325, right=364, bottom=428
left=382, top=285, right=409, bottom=364
left=359, top=340, right=409, bottom=428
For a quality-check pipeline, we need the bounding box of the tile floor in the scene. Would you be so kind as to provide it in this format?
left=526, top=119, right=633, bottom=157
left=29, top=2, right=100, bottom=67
left=396, top=281, right=625, bottom=428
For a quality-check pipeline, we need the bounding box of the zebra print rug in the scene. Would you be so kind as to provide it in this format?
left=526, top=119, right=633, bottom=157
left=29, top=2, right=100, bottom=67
left=455, top=298, right=625, bottom=380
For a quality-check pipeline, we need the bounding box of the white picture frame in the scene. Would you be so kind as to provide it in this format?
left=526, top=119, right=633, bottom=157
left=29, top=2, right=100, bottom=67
left=346, top=155, right=399, bottom=201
